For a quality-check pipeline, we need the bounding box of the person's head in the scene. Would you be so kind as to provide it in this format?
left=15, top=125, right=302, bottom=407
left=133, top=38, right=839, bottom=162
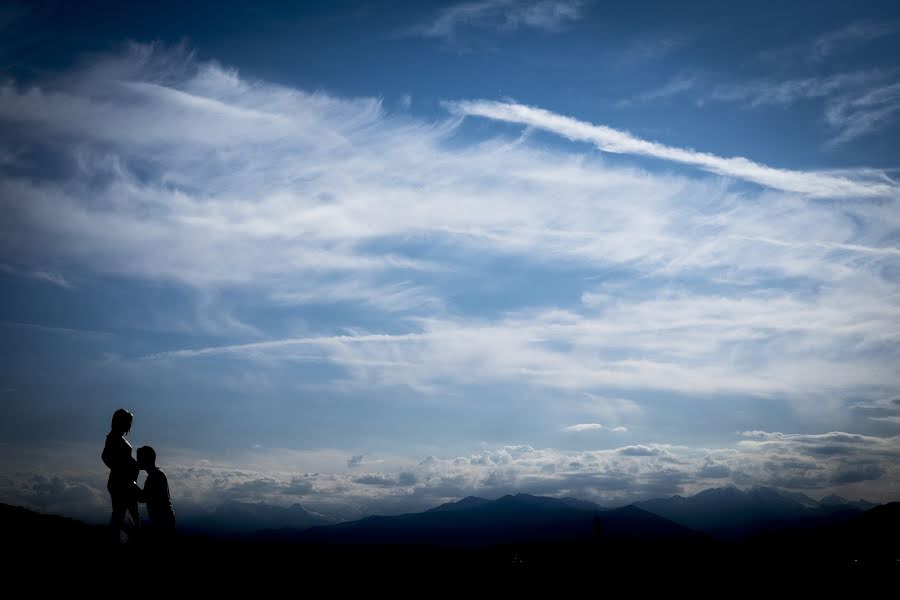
left=136, top=446, right=156, bottom=470
left=110, top=408, right=133, bottom=435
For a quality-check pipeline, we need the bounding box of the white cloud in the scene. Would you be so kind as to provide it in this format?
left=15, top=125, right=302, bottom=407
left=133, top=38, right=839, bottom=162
left=563, top=423, right=626, bottom=432
left=0, top=473, right=108, bottom=522
left=564, top=423, right=601, bottom=432
left=410, top=0, right=583, bottom=39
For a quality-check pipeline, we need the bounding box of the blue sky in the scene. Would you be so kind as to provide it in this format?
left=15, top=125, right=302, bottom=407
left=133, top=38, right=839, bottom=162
left=1, top=0, right=899, bottom=520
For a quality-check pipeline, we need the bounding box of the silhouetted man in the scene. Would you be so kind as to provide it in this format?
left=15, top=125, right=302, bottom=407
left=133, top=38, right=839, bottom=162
left=136, top=446, right=176, bottom=541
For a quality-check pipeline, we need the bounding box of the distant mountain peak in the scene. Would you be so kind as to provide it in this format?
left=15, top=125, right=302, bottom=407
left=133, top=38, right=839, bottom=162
left=287, top=503, right=330, bottom=519
left=749, top=486, right=819, bottom=508
left=820, top=494, right=850, bottom=506
left=819, top=494, right=877, bottom=511
left=634, top=484, right=877, bottom=541
left=204, top=499, right=335, bottom=533
left=693, top=486, right=742, bottom=499
left=425, top=496, right=490, bottom=513
left=496, top=494, right=573, bottom=509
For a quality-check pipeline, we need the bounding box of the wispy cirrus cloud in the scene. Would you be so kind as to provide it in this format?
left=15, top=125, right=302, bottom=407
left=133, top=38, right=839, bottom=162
left=408, top=0, right=583, bottom=40
left=709, top=71, right=900, bottom=147
left=2, top=43, right=896, bottom=407
left=622, top=32, right=694, bottom=64
left=760, top=20, right=900, bottom=64
left=0, top=263, right=74, bottom=288
left=616, top=74, right=698, bottom=107
left=824, top=81, right=900, bottom=146
left=29, top=269, right=73, bottom=289
left=709, top=70, right=884, bottom=107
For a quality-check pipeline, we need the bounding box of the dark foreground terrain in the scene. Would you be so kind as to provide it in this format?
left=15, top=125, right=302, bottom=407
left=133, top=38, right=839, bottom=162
left=4, top=496, right=897, bottom=591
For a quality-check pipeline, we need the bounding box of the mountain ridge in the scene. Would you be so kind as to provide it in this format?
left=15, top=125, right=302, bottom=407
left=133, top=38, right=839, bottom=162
left=634, top=485, right=875, bottom=540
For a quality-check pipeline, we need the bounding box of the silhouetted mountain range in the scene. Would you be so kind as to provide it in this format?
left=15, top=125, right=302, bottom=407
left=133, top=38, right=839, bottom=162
left=292, top=493, right=704, bottom=548
left=634, top=485, right=874, bottom=540
left=182, top=500, right=335, bottom=534
left=819, top=493, right=877, bottom=511
left=164, top=485, right=880, bottom=540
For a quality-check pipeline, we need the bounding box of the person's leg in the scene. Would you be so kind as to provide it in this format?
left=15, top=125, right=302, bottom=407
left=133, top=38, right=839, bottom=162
left=109, top=494, right=127, bottom=543
left=109, top=495, right=126, bottom=528
left=127, top=501, right=141, bottom=528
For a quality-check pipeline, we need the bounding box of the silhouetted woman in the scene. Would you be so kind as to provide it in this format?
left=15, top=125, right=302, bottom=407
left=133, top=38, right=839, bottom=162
left=102, top=408, right=141, bottom=539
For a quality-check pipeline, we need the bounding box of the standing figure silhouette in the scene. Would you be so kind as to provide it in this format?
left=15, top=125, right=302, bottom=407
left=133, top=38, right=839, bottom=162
left=101, top=408, right=141, bottom=541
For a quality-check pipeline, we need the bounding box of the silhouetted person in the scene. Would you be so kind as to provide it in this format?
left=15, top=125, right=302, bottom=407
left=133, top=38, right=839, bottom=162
left=136, top=446, right=175, bottom=540
left=102, top=408, right=140, bottom=541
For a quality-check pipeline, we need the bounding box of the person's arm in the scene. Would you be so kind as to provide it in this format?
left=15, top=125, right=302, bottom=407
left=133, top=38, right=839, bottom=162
left=101, top=437, right=118, bottom=469
left=104, top=437, right=130, bottom=471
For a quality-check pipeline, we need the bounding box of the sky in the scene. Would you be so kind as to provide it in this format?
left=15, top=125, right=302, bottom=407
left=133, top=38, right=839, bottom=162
left=1, top=0, right=899, bottom=522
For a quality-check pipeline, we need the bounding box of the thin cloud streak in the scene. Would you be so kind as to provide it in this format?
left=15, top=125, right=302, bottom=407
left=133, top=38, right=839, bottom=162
left=448, top=99, right=898, bottom=197
left=617, top=74, right=697, bottom=107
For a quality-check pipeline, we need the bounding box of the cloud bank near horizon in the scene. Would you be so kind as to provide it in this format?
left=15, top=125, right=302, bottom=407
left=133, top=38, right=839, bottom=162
left=2, top=429, right=898, bottom=522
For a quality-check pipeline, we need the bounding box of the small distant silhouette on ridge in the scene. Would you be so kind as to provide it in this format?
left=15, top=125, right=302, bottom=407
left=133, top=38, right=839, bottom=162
left=101, top=408, right=140, bottom=541
left=137, top=445, right=176, bottom=541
